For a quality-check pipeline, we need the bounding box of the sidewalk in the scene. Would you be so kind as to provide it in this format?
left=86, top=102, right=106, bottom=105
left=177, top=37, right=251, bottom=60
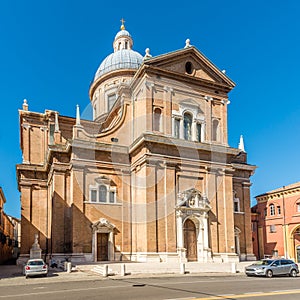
left=0, top=264, right=102, bottom=286
left=0, top=261, right=250, bottom=286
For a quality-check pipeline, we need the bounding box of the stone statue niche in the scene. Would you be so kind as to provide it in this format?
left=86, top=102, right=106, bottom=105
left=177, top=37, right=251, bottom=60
left=30, top=234, right=42, bottom=259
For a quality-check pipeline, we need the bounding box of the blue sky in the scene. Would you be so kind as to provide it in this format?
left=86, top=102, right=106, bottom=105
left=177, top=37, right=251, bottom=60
left=0, top=0, right=299, bottom=218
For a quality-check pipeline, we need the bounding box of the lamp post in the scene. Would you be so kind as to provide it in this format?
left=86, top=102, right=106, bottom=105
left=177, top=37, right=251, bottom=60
left=282, top=186, right=288, bottom=258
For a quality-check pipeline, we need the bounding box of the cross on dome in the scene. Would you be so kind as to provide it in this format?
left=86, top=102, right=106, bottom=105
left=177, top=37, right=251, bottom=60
left=120, top=18, right=126, bottom=30
left=93, top=21, right=143, bottom=80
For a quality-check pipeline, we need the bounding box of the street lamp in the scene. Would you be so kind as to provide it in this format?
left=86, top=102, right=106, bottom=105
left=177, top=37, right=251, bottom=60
left=282, top=186, right=288, bottom=258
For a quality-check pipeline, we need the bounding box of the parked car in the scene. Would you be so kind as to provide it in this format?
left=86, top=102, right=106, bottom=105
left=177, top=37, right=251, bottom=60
left=245, top=259, right=299, bottom=278
left=24, top=258, right=48, bottom=278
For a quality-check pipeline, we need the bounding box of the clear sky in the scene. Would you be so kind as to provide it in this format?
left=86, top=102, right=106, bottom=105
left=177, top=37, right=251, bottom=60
left=1, top=0, right=300, bottom=218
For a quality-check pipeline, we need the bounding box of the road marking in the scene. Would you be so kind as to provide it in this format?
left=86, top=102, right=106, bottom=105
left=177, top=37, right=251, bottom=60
left=0, top=284, right=130, bottom=298
left=164, top=298, right=195, bottom=300
left=193, top=288, right=300, bottom=299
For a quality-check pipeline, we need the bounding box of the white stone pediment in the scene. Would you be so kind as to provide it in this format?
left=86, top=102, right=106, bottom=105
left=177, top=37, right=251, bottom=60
left=177, top=188, right=211, bottom=211
left=92, top=218, right=116, bottom=232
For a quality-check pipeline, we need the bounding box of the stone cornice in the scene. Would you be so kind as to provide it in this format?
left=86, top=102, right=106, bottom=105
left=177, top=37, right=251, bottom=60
left=130, top=132, right=234, bottom=155
left=256, top=185, right=300, bottom=202
left=71, top=138, right=128, bottom=154
left=89, top=69, right=135, bottom=100
left=131, top=46, right=235, bottom=92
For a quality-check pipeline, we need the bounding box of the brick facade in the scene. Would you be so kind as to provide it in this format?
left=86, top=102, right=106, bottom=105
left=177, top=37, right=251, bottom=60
left=17, top=26, right=256, bottom=264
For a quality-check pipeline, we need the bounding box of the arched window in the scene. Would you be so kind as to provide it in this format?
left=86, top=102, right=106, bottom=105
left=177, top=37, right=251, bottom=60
left=212, top=119, right=219, bottom=141
left=99, top=185, right=107, bottom=203
left=174, top=118, right=180, bottom=138
left=107, top=94, right=116, bottom=111
left=270, top=204, right=275, bottom=216
left=297, top=202, right=300, bottom=213
left=153, top=108, right=161, bottom=132
left=184, top=113, right=192, bottom=140
left=125, top=41, right=128, bottom=49
left=89, top=179, right=117, bottom=204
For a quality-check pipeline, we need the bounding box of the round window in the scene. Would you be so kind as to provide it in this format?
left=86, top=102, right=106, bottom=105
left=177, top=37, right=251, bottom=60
left=185, top=61, right=193, bottom=74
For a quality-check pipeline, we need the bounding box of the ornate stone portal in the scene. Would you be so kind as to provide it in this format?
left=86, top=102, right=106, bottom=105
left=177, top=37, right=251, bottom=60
left=92, top=218, right=116, bottom=262
left=176, top=188, right=212, bottom=262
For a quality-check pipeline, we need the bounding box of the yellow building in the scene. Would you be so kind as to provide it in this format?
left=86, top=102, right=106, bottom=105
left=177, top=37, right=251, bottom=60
left=17, top=24, right=256, bottom=264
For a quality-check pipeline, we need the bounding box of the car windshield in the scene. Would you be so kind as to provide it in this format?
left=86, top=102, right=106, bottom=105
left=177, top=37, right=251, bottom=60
left=255, top=260, right=274, bottom=266
left=28, top=260, right=44, bottom=266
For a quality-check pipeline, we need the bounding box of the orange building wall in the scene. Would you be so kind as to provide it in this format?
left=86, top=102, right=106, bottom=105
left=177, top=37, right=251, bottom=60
left=252, top=183, right=300, bottom=261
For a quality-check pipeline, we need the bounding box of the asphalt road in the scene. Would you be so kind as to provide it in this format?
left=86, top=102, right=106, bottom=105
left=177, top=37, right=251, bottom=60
left=1, top=274, right=300, bottom=300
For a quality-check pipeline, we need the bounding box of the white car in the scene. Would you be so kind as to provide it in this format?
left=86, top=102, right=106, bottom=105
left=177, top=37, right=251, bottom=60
left=245, top=259, right=299, bottom=278
left=24, top=259, right=48, bottom=278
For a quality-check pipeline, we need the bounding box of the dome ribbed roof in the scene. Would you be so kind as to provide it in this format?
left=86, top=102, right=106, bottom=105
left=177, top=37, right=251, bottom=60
left=115, top=29, right=131, bottom=39
left=94, top=49, right=143, bottom=80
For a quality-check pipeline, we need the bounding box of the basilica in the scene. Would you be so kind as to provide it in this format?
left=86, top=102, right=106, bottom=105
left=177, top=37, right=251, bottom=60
left=17, top=23, right=256, bottom=264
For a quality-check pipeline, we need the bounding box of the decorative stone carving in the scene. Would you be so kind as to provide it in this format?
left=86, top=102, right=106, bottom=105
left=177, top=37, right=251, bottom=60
left=176, top=188, right=211, bottom=211
left=92, top=218, right=116, bottom=232
left=30, top=234, right=42, bottom=259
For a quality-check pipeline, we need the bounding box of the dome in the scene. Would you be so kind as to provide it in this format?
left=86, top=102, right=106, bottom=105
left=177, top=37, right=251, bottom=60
left=93, top=25, right=143, bottom=81
left=94, top=49, right=143, bottom=80
left=115, top=29, right=131, bottom=39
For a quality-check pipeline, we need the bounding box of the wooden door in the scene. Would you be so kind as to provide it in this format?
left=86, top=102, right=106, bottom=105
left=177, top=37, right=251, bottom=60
left=184, top=219, right=197, bottom=261
left=97, top=233, right=108, bottom=261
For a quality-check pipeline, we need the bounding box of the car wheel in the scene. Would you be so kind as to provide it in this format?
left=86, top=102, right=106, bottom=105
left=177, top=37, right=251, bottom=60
left=25, top=275, right=28, bottom=279
left=290, top=269, right=297, bottom=277
left=266, top=270, right=273, bottom=278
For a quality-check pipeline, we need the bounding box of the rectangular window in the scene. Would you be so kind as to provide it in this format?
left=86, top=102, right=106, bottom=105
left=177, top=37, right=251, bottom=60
left=49, top=124, right=55, bottom=145
left=90, top=189, right=97, bottom=202
left=107, top=94, right=116, bottom=111
left=109, top=191, right=115, bottom=203
left=270, top=224, right=276, bottom=233
left=174, top=118, right=180, bottom=138
left=196, top=123, right=202, bottom=142
left=277, top=206, right=281, bottom=215
left=234, top=198, right=240, bottom=212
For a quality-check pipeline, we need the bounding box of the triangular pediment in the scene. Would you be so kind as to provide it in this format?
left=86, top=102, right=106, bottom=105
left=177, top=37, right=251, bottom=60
left=143, top=47, right=235, bottom=88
